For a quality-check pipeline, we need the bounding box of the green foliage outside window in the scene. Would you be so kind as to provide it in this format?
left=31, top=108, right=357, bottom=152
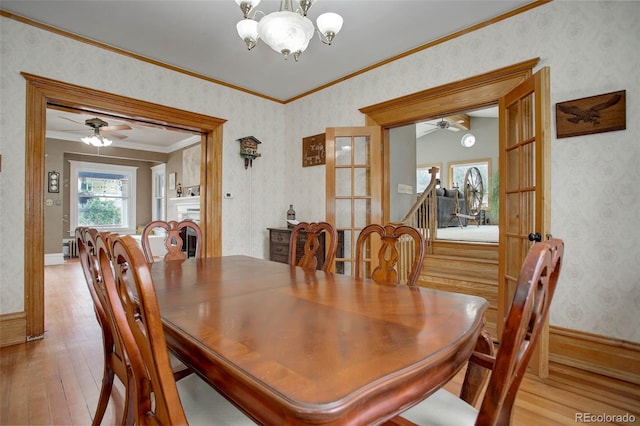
left=79, top=198, right=122, bottom=226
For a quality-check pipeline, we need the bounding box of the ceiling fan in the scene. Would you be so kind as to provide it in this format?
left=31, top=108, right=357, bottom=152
left=60, top=116, right=132, bottom=140
left=417, top=114, right=471, bottom=137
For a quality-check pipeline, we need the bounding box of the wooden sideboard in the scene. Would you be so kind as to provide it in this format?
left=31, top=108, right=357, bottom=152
left=268, top=227, right=343, bottom=272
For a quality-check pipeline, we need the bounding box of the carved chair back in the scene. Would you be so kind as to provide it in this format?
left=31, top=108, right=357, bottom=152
left=141, top=219, right=202, bottom=263
left=289, top=221, right=338, bottom=272
left=355, top=223, right=425, bottom=286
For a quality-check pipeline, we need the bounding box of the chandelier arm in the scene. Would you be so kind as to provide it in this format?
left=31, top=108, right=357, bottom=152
left=315, top=29, right=332, bottom=46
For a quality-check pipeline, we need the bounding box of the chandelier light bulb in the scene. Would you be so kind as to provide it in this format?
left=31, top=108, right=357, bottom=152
left=237, top=19, right=259, bottom=49
left=317, top=12, right=343, bottom=44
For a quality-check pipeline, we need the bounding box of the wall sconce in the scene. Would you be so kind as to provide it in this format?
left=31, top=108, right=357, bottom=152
left=237, top=136, right=262, bottom=169
left=48, top=171, right=60, bottom=193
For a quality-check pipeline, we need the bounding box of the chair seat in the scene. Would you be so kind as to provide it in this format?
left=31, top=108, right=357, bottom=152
left=400, top=388, right=478, bottom=426
left=177, top=374, right=256, bottom=425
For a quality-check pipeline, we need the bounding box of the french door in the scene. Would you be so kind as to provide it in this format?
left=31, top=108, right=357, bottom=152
left=498, top=67, right=551, bottom=377
left=325, top=126, right=382, bottom=275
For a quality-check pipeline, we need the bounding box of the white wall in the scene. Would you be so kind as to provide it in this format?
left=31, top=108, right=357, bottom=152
left=0, top=16, right=286, bottom=314
left=389, top=125, right=417, bottom=223
left=284, top=1, right=640, bottom=343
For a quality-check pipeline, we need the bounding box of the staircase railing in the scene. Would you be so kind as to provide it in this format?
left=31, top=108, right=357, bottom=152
left=391, top=167, right=439, bottom=284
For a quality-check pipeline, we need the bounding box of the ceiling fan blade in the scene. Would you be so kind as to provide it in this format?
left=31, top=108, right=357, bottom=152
left=102, top=130, right=128, bottom=140
left=102, top=124, right=132, bottom=131
left=446, top=114, right=470, bottom=130
left=58, top=116, right=86, bottom=126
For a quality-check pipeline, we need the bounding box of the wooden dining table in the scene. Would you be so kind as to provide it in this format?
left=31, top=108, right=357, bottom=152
left=149, top=255, right=488, bottom=425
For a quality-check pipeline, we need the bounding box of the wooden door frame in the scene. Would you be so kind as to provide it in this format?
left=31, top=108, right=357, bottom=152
left=359, top=58, right=540, bottom=224
left=22, top=72, right=225, bottom=340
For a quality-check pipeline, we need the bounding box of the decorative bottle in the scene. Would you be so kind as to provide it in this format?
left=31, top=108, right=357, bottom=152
left=287, top=204, right=296, bottom=227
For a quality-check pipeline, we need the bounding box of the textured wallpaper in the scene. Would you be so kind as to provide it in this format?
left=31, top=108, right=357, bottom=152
left=283, top=1, right=640, bottom=343
left=0, top=17, right=287, bottom=313
left=1, top=1, right=639, bottom=343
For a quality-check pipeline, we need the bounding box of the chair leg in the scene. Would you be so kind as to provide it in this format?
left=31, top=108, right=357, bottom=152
left=122, top=372, right=135, bottom=426
left=92, top=363, right=114, bottom=426
left=460, top=328, right=495, bottom=407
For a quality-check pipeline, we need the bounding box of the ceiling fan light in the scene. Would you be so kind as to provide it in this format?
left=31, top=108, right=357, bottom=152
left=82, top=134, right=112, bottom=147
left=258, top=11, right=314, bottom=56
left=237, top=19, right=259, bottom=49
left=317, top=12, right=343, bottom=40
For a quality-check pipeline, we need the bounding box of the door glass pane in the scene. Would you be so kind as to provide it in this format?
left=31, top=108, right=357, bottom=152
left=506, top=149, right=519, bottom=192
left=354, top=199, right=370, bottom=228
left=354, top=136, right=369, bottom=165
left=335, top=168, right=351, bottom=196
left=336, top=137, right=352, bottom=166
left=341, top=230, right=353, bottom=259
left=523, top=93, right=535, bottom=140
left=354, top=167, right=370, bottom=196
left=522, top=142, right=535, bottom=188
left=507, top=104, right=519, bottom=147
left=335, top=199, right=352, bottom=228
left=505, top=192, right=520, bottom=234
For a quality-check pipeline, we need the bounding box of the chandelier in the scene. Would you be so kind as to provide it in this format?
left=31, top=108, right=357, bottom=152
left=234, top=0, right=343, bottom=62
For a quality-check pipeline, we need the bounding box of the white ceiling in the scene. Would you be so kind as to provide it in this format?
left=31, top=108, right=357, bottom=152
left=2, top=1, right=525, bottom=150
left=45, top=108, right=201, bottom=153
left=2, top=0, right=531, bottom=102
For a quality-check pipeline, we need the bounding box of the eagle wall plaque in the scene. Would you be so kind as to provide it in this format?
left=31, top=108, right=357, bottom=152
left=555, top=90, right=626, bottom=138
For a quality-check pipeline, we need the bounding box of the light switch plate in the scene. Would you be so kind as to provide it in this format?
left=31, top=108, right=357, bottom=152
left=397, top=184, right=413, bottom=194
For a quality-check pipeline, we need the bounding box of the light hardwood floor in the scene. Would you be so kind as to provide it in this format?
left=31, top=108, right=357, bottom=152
left=1, top=260, right=639, bottom=425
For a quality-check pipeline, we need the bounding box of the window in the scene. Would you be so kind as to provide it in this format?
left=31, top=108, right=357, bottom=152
left=150, top=164, right=166, bottom=221
left=69, top=160, right=137, bottom=233
left=448, top=158, right=491, bottom=209
left=416, top=163, right=441, bottom=193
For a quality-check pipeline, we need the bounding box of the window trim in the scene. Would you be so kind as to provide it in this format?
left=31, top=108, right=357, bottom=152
left=69, top=160, right=138, bottom=234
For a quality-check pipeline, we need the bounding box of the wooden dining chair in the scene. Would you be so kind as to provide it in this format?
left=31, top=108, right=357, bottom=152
left=288, top=221, right=338, bottom=272
left=141, top=219, right=202, bottom=263
left=77, top=227, right=133, bottom=425
left=387, top=238, right=564, bottom=426
left=98, top=234, right=255, bottom=425
left=355, top=223, right=425, bottom=286
left=78, top=228, right=193, bottom=425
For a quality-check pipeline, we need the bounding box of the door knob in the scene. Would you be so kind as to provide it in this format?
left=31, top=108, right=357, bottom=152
left=528, top=232, right=542, bottom=242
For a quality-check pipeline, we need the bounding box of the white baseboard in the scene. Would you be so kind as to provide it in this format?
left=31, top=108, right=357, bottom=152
left=45, top=253, right=65, bottom=265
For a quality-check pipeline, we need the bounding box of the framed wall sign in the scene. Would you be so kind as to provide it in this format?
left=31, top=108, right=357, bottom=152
left=555, top=90, right=626, bottom=138
left=169, top=172, right=177, bottom=190
left=302, top=133, right=326, bottom=167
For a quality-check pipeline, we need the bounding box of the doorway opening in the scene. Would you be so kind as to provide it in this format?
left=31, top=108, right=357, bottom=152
left=390, top=106, right=499, bottom=243
left=23, top=72, right=226, bottom=340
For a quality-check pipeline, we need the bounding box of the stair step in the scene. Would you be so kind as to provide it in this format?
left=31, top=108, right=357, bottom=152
left=423, top=254, right=498, bottom=281
left=431, top=240, right=498, bottom=261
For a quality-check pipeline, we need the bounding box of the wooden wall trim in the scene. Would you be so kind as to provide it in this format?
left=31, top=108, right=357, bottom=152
left=360, top=58, right=539, bottom=128
left=550, top=326, right=640, bottom=385
left=21, top=72, right=224, bottom=340
left=0, top=312, right=27, bottom=347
